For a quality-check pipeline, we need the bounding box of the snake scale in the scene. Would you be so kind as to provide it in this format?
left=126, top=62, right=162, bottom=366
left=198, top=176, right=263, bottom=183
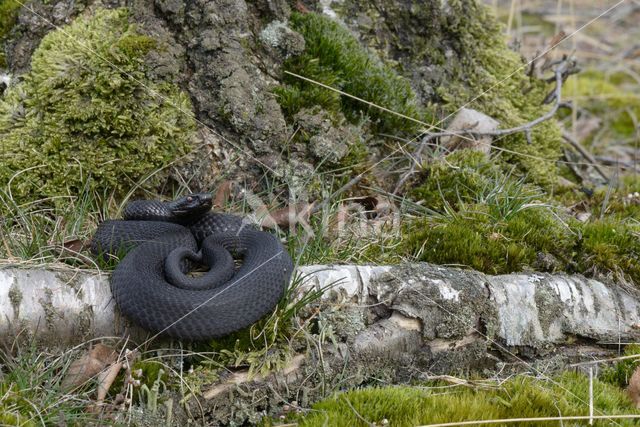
left=91, top=193, right=294, bottom=340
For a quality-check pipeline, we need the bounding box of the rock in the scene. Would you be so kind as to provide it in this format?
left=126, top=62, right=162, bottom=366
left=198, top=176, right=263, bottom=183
left=260, top=20, right=306, bottom=60
left=441, top=107, right=500, bottom=155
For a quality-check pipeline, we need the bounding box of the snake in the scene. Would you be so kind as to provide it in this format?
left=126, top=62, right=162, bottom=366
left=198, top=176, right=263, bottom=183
left=91, top=193, right=294, bottom=340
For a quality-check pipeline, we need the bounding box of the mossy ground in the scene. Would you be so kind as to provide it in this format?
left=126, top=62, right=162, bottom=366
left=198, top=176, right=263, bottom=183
left=0, top=8, right=195, bottom=209
left=274, top=372, right=638, bottom=426
left=403, top=149, right=640, bottom=284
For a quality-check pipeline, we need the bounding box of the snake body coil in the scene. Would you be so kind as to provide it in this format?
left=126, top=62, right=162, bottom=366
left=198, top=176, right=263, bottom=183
left=91, top=193, right=293, bottom=340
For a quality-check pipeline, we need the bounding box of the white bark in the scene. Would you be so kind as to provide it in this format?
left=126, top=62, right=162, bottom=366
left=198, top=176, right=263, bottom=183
left=1, top=264, right=639, bottom=349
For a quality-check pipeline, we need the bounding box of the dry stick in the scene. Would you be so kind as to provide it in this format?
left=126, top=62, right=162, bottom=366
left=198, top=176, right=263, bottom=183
left=596, top=156, right=639, bottom=171
left=393, top=57, right=580, bottom=194
left=562, top=131, right=610, bottom=181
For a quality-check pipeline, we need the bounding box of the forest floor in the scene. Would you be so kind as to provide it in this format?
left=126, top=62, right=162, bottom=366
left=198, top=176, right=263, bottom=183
left=2, top=1, right=640, bottom=426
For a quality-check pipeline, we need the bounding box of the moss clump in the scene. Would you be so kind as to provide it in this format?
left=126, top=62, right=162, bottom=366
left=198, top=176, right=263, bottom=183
left=405, top=150, right=574, bottom=274
left=0, top=0, right=19, bottom=41
left=0, top=8, right=195, bottom=206
left=405, top=149, right=640, bottom=284
left=275, top=12, right=428, bottom=135
left=405, top=207, right=574, bottom=274
left=432, top=1, right=562, bottom=187
left=0, top=0, right=20, bottom=67
left=281, top=372, right=636, bottom=426
left=577, top=219, right=640, bottom=284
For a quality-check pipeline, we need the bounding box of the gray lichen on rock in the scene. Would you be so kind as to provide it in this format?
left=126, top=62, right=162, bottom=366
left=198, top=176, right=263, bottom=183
left=260, top=19, right=305, bottom=60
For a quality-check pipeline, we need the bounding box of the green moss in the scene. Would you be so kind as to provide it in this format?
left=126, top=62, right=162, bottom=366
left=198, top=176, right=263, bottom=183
left=404, top=148, right=640, bottom=283
left=0, top=0, right=20, bottom=41
left=0, top=8, right=195, bottom=207
left=0, top=0, right=20, bottom=67
left=577, top=219, right=640, bottom=284
left=405, top=207, right=574, bottom=274
left=409, top=149, right=504, bottom=213
left=281, top=372, right=636, bottom=426
left=430, top=1, right=563, bottom=187
left=404, top=150, right=575, bottom=274
left=276, top=12, right=428, bottom=135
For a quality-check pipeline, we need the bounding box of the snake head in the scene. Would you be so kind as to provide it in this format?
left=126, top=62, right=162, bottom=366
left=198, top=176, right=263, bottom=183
left=169, top=193, right=213, bottom=218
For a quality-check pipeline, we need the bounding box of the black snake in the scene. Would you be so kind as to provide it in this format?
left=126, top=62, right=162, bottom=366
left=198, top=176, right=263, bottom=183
left=91, top=193, right=293, bottom=340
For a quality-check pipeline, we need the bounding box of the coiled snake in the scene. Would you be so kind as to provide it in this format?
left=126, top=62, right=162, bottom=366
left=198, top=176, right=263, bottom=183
left=91, top=193, right=293, bottom=340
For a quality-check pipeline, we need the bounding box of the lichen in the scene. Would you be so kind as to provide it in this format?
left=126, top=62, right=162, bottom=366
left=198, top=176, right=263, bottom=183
left=0, top=8, right=195, bottom=207
left=8, top=282, right=22, bottom=316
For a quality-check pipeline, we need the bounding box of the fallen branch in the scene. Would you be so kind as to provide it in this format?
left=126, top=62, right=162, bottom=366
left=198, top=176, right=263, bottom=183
left=4, top=263, right=640, bottom=423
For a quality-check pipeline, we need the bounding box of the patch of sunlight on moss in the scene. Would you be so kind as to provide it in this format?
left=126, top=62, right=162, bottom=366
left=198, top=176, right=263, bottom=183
left=275, top=12, right=429, bottom=136
left=275, top=372, right=637, bottom=427
left=0, top=8, right=196, bottom=207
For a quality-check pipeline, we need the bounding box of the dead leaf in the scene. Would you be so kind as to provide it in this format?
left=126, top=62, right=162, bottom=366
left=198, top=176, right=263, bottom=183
left=441, top=108, right=499, bottom=155
left=261, top=203, right=315, bottom=228
left=62, top=343, right=118, bottom=391
left=214, top=180, right=235, bottom=208
left=96, top=361, right=124, bottom=402
left=628, top=366, right=640, bottom=408
left=63, top=238, right=86, bottom=253
left=295, top=1, right=309, bottom=13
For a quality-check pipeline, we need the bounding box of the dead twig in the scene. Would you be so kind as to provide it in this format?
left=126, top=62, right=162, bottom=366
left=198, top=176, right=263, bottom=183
left=561, top=131, right=610, bottom=182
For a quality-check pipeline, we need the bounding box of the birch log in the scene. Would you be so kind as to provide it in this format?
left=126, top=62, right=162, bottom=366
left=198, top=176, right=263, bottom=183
left=1, top=263, right=640, bottom=350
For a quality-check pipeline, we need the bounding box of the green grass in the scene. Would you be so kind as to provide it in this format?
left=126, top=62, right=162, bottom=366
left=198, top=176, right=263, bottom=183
left=0, top=344, right=107, bottom=426
left=277, top=372, right=639, bottom=426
